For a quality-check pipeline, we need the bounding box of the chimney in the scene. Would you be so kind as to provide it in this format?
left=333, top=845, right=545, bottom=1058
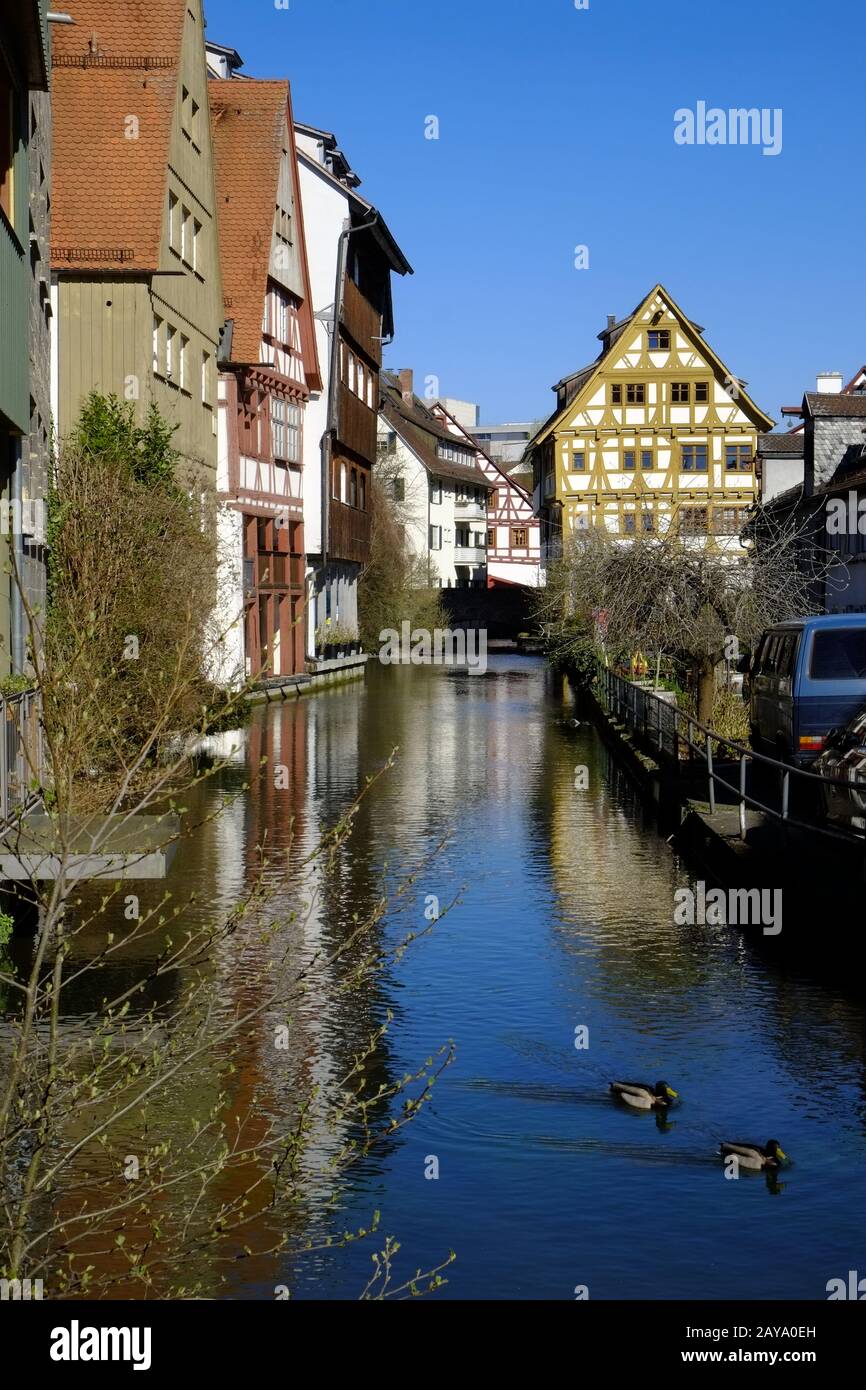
left=398, top=368, right=414, bottom=403
left=816, top=371, right=843, bottom=394
left=607, top=315, right=616, bottom=331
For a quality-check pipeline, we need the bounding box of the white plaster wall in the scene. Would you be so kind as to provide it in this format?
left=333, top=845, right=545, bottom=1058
left=208, top=504, right=245, bottom=688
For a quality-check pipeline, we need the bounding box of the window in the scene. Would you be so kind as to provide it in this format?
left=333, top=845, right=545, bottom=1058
left=190, top=97, right=200, bottom=149
left=695, top=382, right=710, bottom=403
left=339, top=460, right=347, bottom=502
left=168, top=192, right=179, bottom=253
left=611, top=384, right=622, bottom=405
left=181, top=207, right=191, bottom=263
left=181, top=86, right=190, bottom=139
left=681, top=444, right=708, bottom=471
left=726, top=444, right=753, bottom=472
left=275, top=201, right=292, bottom=245
left=166, top=324, right=177, bottom=381
left=641, top=450, right=654, bottom=471
left=271, top=397, right=300, bottom=463
left=286, top=402, right=300, bottom=463
left=487, top=528, right=495, bottom=548
left=201, top=350, right=210, bottom=405
left=671, top=383, right=690, bottom=403
left=437, top=440, right=474, bottom=465
left=622, top=514, right=636, bottom=535
left=626, top=383, right=645, bottom=404
left=271, top=398, right=286, bottom=460
left=642, top=511, right=654, bottom=533
left=511, top=527, right=528, bottom=548
left=392, top=476, right=405, bottom=502
left=810, top=629, right=866, bottom=681
left=714, top=505, right=747, bottom=536
left=429, top=524, right=442, bottom=550
left=192, top=219, right=201, bottom=274
left=456, top=526, right=470, bottom=548
left=572, top=450, right=586, bottom=471
left=648, top=330, right=670, bottom=351
left=280, top=290, right=291, bottom=344
left=623, top=450, right=635, bottom=470
left=359, top=471, right=367, bottom=512
left=152, top=316, right=163, bottom=375
left=430, top=478, right=442, bottom=504
left=349, top=467, right=358, bottom=508
left=679, top=507, right=708, bottom=536
left=179, top=334, right=189, bottom=392
left=0, top=59, right=16, bottom=227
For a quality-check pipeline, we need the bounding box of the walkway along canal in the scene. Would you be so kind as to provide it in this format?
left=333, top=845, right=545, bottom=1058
left=12, top=654, right=866, bottom=1299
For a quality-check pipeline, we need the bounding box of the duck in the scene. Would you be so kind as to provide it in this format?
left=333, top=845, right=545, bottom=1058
left=719, top=1140, right=787, bottom=1171
left=609, top=1080, right=678, bottom=1111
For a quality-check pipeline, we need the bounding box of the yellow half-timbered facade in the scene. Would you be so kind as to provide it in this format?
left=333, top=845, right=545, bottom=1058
left=528, top=285, right=774, bottom=560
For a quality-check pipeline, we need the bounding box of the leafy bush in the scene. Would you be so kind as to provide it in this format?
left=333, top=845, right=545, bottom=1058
left=43, top=393, right=219, bottom=807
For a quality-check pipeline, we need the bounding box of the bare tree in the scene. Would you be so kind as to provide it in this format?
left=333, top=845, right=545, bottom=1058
left=538, top=509, right=843, bottom=723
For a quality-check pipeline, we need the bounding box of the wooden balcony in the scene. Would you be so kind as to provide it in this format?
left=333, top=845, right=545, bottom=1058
left=342, top=277, right=382, bottom=363
left=338, top=389, right=377, bottom=464
left=329, top=496, right=372, bottom=565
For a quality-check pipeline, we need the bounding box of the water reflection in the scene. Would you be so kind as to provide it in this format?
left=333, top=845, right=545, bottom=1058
left=7, top=655, right=866, bottom=1299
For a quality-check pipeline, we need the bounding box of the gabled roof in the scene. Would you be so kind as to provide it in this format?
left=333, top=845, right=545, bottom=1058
left=804, top=392, right=866, bottom=419
left=210, top=79, right=321, bottom=387
left=843, top=366, right=866, bottom=394
left=432, top=402, right=532, bottom=500
left=530, top=283, right=775, bottom=449
left=51, top=0, right=187, bottom=272
left=758, top=432, right=805, bottom=456
left=380, top=374, right=492, bottom=489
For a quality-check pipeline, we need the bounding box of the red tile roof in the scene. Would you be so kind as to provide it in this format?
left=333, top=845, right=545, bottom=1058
left=51, top=0, right=186, bottom=272
left=209, top=82, right=286, bottom=365
left=210, top=78, right=321, bottom=390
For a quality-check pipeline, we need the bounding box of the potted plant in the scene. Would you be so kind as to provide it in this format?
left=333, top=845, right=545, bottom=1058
left=314, top=623, right=334, bottom=661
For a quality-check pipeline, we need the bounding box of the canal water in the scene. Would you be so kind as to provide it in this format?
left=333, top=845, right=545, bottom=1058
left=23, top=654, right=866, bottom=1299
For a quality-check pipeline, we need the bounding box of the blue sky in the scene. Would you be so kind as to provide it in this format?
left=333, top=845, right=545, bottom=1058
left=205, top=0, right=865, bottom=428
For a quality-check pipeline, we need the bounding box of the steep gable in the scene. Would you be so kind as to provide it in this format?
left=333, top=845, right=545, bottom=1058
left=533, top=284, right=773, bottom=446
left=210, top=79, right=320, bottom=387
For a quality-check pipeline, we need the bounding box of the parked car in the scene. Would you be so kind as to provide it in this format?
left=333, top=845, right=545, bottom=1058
left=814, top=706, right=866, bottom=832
left=745, top=614, right=866, bottom=766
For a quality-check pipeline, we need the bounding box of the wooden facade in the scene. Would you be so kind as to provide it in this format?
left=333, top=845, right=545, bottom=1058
left=326, top=225, right=401, bottom=570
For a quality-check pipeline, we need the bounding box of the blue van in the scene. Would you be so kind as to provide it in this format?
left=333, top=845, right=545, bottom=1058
left=747, top=614, right=866, bottom=766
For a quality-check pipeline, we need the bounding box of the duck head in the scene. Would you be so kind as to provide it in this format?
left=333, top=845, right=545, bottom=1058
left=765, top=1140, right=787, bottom=1165
left=655, top=1081, right=679, bottom=1104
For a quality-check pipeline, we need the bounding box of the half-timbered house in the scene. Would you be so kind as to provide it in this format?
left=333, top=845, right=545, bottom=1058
left=431, top=402, right=542, bottom=587
left=526, top=285, right=774, bottom=565
left=208, top=78, right=321, bottom=685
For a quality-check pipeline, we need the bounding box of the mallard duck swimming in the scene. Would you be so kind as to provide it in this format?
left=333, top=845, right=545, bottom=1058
left=610, top=1080, right=678, bottom=1111
left=719, top=1140, right=787, bottom=1171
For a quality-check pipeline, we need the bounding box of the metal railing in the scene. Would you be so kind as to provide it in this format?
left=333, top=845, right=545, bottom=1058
left=596, top=666, right=866, bottom=849
left=0, top=689, right=44, bottom=824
